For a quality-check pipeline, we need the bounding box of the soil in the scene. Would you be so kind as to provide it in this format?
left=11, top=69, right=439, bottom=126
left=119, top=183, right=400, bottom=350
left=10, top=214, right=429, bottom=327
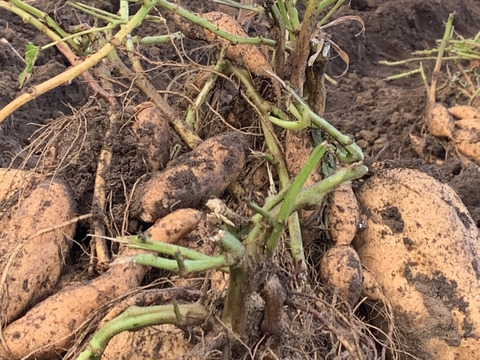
left=1, top=0, right=480, bottom=359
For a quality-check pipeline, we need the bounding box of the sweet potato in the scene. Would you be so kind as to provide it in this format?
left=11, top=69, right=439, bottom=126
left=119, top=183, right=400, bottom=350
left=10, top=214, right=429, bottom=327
left=454, top=118, right=480, bottom=132
left=133, top=103, right=171, bottom=172
left=448, top=105, right=480, bottom=120
left=0, top=249, right=147, bottom=360
left=354, top=168, right=480, bottom=359
left=319, top=245, right=363, bottom=306
left=0, top=178, right=75, bottom=326
left=146, top=208, right=202, bottom=243
left=200, top=12, right=273, bottom=77
left=0, top=169, right=40, bottom=231
left=455, top=141, right=480, bottom=166
left=102, top=324, right=193, bottom=360
left=135, top=132, right=247, bottom=222
left=426, top=102, right=454, bottom=138
left=328, top=183, right=360, bottom=245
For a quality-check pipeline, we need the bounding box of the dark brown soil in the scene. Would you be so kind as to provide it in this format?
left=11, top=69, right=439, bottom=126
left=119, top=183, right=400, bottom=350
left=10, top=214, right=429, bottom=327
left=1, top=0, right=480, bottom=359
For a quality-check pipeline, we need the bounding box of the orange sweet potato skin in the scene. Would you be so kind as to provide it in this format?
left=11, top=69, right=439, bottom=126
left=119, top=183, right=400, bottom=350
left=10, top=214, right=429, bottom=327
left=0, top=179, right=76, bottom=326
left=146, top=208, right=202, bottom=243
left=135, top=132, right=247, bottom=222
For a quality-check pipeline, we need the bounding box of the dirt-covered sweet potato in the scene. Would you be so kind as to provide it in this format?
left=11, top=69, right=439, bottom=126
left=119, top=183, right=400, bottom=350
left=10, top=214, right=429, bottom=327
left=0, top=169, right=40, bottom=231
left=455, top=141, right=480, bottom=166
left=135, top=132, right=247, bottom=222
left=319, top=245, right=363, bottom=306
left=0, top=178, right=75, bottom=326
left=0, top=249, right=146, bottom=360
left=146, top=208, right=202, bottom=243
left=200, top=12, right=273, bottom=77
left=354, top=168, right=480, bottom=360
left=102, top=324, right=193, bottom=360
left=328, top=182, right=360, bottom=245
left=426, top=102, right=454, bottom=138
left=133, top=103, right=171, bottom=172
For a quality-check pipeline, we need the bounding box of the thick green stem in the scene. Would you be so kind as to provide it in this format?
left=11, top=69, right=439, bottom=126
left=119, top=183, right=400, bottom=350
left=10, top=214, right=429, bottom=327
left=266, top=143, right=327, bottom=255
left=129, top=253, right=230, bottom=273
left=222, top=262, right=248, bottom=336
left=291, top=163, right=367, bottom=212
left=75, top=303, right=208, bottom=360
left=127, top=236, right=212, bottom=260
left=133, top=32, right=184, bottom=45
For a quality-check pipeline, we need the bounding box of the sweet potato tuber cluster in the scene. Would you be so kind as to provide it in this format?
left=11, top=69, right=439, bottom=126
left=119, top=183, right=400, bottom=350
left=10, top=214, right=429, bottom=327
left=427, top=102, right=480, bottom=166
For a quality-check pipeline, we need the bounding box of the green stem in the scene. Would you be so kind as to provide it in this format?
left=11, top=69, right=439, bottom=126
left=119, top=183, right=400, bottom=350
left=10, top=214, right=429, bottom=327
left=291, top=163, right=367, bottom=212
left=287, top=212, right=306, bottom=271
left=67, top=1, right=125, bottom=23
left=129, top=253, right=229, bottom=273
left=133, top=32, right=184, bottom=45
left=429, top=12, right=454, bottom=104
left=75, top=303, right=208, bottom=360
left=127, top=236, right=212, bottom=260
left=286, top=0, right=301, bottom=33
left=266, top=143, right=327, bottom=255
left=9, top=0, right=82, bottom=53
left=317, top=0, right=346, bottom=27
left=185, top=55, right=227, bottom=129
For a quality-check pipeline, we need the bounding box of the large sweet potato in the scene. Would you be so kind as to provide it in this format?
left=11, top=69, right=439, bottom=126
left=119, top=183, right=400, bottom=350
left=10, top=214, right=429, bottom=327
left=0, top=178, right=75, bottom=326
left=134, top=132, right=247, bottom=222
left=354, top=168, right=480, bottom=359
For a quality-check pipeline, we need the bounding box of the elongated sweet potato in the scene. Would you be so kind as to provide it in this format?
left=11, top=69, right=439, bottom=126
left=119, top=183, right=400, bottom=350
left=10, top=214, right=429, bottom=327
left=200, top=12, right=272, bottom=77
left=456, top=141, right=480, bottom=166
left=0, top=179, right=75, bottom=326
left=102, top=324, right=193, bottom=360
left=354, top=168, right=480, bottom=360
left=133, top=103, right=171, bottom=172
left=448, top=105, right=480, bottom=120
left=146, top=208, right=202, bottom=243
left=454, top=118, right=480, bottom=132
left=0, top=249, right=146, bottom=360
left=135, top=132, right=247, bottom=222
left=328, top=183, right=360, bottom=245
